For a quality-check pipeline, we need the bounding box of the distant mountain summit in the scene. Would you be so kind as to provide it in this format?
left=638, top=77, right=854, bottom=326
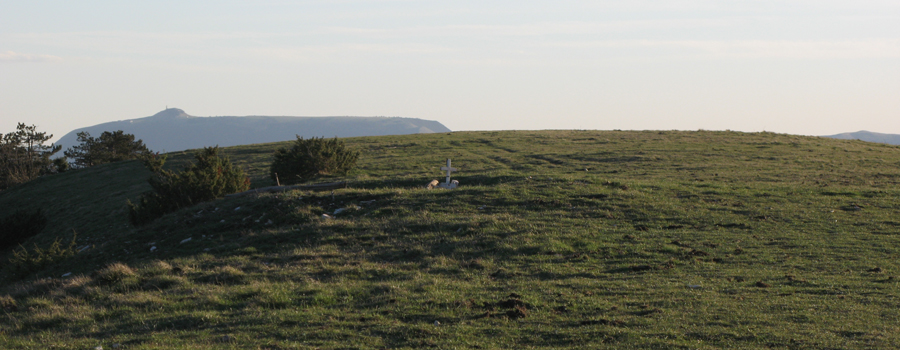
left=150, top=108, right=191, bottom=119
left=56, top=109, right=451, bottom=153
left=823, top=131, right=900, bottom=146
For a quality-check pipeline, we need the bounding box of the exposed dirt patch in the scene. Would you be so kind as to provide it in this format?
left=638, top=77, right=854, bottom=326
left=477, top=293, right=531, bottom=319
left=580, top=318, right=625, bottom=326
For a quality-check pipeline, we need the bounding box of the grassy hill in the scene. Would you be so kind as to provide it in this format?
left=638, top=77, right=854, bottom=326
left=2, top=130, right=900, bottom=349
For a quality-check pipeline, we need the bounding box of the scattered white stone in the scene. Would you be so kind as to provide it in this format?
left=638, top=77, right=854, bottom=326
left=234, top=206, right=241, bottom=211
left=150, top=246, right=157, bottom=252
left=688, top=285, right=701, bottom=289
left=434, top=321, right=441, bottom=326
left=180, top=238, right=192, bottom=244
left=456, top=227, right=463, bottom=233
left=333, top=208, right=347, bottom=215
left=112, top=344, right=121, bottom=349
left=94, top=346, right=103, bottom=350
left=220, top=220, right=225, bottom=223
left=265, top=220, right=273, bottom=225
left=322, top=214, right=333, bottom=219
left=61, top=272, right=72, bottom=278
left=478, top=206, right=486, bottom=210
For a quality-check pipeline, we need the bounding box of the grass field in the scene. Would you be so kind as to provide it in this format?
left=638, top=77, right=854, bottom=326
left=2, top=130, right=900, bottom=349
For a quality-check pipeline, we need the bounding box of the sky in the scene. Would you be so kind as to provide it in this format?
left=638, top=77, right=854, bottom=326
left=1, top=1, right=898, bottom=142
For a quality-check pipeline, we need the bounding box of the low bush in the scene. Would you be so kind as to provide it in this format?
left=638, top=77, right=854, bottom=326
left=270, top=136, right=359, bottom=185
left=5, top=234, right=77, bottom=280
left=127, top=147, right=250, bottom=225
left=0, top=208, right=48, bottom=251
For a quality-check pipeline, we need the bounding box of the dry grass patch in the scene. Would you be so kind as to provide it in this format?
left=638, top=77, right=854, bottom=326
left=95, top=262, right=137, bottom=284
left=200, top=265, right=248, bottom=285
left=141, top=260, right=173, bottom=276
left=0, top=294, right=16, bottom=311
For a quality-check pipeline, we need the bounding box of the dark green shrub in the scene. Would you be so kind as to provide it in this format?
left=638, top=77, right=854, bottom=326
left=6, top=234, right=77, bottom=280
left=0, top=208, right=48, bottom=251
left=270, top=136, right=359, bottom=185
left=127, top=147, right=250, bottom=226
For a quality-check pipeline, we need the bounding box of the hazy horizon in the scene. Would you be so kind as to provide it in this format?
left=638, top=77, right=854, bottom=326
left=2, top=1, right=898, bottom=142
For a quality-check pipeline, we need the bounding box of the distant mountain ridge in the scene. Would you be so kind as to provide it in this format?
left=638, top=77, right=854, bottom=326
left=823, top=131, right=900, bottom=146
left=56, top=109, right=451, bottom=153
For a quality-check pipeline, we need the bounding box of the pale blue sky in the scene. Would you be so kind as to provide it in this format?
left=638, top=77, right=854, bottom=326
left=2, top=1, right=898, bottom=141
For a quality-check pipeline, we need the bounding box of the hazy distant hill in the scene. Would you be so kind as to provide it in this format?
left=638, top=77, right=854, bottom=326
left=56, top=108, right=451, bottom=153
left=823, top=131, right=900, bottom=145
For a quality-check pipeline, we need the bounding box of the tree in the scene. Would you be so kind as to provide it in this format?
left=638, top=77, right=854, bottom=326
left=0, top=123, right=62, bottom=190
left=64, top=130, right=150, bottom=168
left=127, top=147, right=251, bottom=225
left=269, top=136, right=360, bottom=185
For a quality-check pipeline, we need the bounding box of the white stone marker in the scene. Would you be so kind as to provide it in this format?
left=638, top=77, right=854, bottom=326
left=438, top=158, right=459, bottom=189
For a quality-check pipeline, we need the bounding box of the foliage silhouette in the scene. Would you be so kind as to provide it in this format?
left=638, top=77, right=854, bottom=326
left=0, top=123, right=62, bottom=190
left=270, top=136, right=359, bottom=184
left=64, top=130, right=150, bottom=169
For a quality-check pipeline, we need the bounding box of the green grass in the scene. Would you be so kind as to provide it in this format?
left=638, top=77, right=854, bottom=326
left=2, top=130, right=900, bottom=348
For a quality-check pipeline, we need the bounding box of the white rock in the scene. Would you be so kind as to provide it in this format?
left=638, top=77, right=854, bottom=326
left=266, top=220, right=273, bottom=225
left=220, top=219, right=225, bottom=223
left=180, top=237, right=192, bottom=244
left=150, top=246, right=157, bottom=252
left=434, top=321, right=441, bottom=326
left=322, top=214, right=333, bottom=219
left=234, top=206, right=241, bottom=211
left=333, top=208, right=347, bottom=215
left=61, top=272, right=72, bottom=278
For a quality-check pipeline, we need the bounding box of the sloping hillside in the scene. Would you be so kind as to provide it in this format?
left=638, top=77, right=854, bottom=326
left=55, top=108, right=451, bottom=153
left=3, top=130, right=900, bottom=349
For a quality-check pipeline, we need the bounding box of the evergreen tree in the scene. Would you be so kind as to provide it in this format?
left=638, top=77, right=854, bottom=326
left=0, top=123, right=61, bottom=190
left=270, top=136, right=360, bottom=184
left=128, top=146, right=250, bottom=225
left=64, top=130, right=150, bottom=168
